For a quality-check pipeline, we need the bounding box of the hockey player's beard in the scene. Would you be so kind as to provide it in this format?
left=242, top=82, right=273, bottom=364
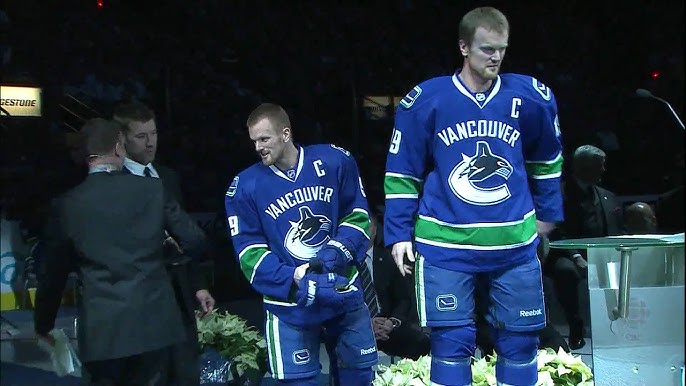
left=259, top=151, right=274, bottom=166
left=482, top=64, right=500, bottom=80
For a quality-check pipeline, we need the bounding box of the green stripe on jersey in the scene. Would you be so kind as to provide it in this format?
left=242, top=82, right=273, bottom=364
left=415, top=212, right=537, bottom=248
left=239, top=245, right=269, bottom=282
left=384, top=174, right=422, bottom=195
left=340, top=209, right=371, bottom=238
left=525, top=153, right=563, bottom=177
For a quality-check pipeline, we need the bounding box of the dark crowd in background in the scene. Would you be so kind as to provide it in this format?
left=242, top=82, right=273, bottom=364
left=1, top=1, right=684, bottom=300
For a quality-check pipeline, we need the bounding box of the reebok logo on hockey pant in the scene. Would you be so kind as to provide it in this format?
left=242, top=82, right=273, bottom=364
left=519, top=308, right=543, bottom=317
left=360, top=346, right=377, bottom=355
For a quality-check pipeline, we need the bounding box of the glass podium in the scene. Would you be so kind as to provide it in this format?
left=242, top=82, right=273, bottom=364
left=550, top=233, right=685, bottom=386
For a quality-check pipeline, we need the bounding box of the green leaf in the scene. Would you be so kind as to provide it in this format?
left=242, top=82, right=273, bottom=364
left=374, top=349, right=593, bottom=386
left=195, top=310, right=268, bottom=375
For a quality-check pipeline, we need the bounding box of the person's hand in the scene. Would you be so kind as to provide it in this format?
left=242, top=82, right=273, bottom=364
left=293, top=263, right=310, bottom=285
left=372, top=317, right=394, bottom=341
left=573, top=253, right=588, bottom=268
left=391, top=242, right=414, bottom=276
left=195, top=289, right=215, bottom=316
left=536, top=220, right=556, bottom=236
left=37, top=333, right=56, bottom=347
left=163, top=234, right=184, bottom=254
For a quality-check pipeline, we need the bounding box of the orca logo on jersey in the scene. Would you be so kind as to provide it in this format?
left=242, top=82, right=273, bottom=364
left=448, top=141, right=513, bottom=206
left=284, top=206, right=332, bottom=261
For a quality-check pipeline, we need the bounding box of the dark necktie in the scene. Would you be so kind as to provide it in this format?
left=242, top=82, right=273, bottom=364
left=144, top=167, right=152, bottom=177
left=358, top=257, right=380, bottom=317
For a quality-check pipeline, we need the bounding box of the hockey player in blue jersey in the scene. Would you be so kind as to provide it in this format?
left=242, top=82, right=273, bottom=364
left=384, top=7, right=564, bottom=386
left=225, top=103, right=377, bottom=386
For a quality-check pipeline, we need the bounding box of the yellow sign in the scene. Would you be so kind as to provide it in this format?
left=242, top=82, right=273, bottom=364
left=0, top=85, right=42, bottom=117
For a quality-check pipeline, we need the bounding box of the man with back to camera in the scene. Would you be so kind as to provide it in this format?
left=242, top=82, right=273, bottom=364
left=384, top=7, right=564, bottom=386
left=113, top=101, right=215, bottom=386
left=34, top=118, right=206, bottom=385
left=224, top=103, right=377, bottom=385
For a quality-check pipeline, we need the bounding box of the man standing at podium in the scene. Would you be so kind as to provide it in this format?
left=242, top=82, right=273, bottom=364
left=546, top=145, right=623, bottom=350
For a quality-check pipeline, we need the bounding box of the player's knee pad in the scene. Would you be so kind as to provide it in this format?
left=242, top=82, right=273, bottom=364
left=493, top=329, right=538, bottom=361
left=430, top=325, right=476, bottom=358
left=430, top=356, right=472, bottom=386
left=493, top=329, right=539, bottom=386
left=336, top=367, right=373, bottom=386
left=430, top=326, right=476, bottom=386
left=275, top=375, right=319, bottom=386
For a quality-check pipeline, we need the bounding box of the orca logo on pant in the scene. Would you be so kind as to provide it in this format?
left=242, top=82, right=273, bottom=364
left=292, top=349, right=311, bottom=365
left=436, top=294, right=458, bottom=311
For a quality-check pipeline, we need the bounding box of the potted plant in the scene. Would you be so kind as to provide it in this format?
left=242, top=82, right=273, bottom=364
left=196, top=310, right=268, bottom=385
left=374, top=347, right=594, bottom=386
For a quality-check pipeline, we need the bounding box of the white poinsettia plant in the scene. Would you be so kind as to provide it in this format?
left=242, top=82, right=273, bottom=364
left=374, top=348, right=594, bottom=386
left=196, top=309, right=268, bottom=377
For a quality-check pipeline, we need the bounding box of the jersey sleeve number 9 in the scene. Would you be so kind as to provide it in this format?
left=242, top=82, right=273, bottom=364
left=389, top=128, right=402, bottom=154
left=228, top=215, right=239, bottom=236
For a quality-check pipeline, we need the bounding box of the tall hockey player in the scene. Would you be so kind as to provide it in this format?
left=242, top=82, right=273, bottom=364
left=384, top=7, right=563, bottom=386
left=225, top=103, right=377, bottom=386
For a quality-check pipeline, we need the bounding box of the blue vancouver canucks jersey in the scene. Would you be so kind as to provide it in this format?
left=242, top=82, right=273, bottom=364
left=384, top=73, right=564, bottom=272
left=225, top=144, right=370, bottom=326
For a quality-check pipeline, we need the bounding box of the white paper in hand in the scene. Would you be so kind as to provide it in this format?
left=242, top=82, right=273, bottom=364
left=37, top=329, right=82, bottom=377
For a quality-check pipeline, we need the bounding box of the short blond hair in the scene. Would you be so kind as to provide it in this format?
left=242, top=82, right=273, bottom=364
left=246, top=103, right=291, bottom=132
left=459, top=7, right=509, bottom=46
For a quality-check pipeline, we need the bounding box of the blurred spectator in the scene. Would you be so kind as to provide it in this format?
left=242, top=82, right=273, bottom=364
left=624, top=202, right=658, bottom=234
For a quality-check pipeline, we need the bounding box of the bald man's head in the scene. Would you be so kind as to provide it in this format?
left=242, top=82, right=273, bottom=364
left=624, top=202, right=657, bottom=234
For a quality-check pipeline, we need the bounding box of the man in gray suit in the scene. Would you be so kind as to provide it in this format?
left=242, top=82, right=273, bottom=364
left=34, top=118, right=206, bottom=385
left=114, top=101, right=214, bottom=386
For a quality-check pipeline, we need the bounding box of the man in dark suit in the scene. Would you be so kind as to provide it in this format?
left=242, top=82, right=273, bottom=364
left=625, top=202, right=658, bottom=234
left=367, top=213, right=430, bottom=360
left=546, top=145, right=623, bottom=350
left=113, top=101, right=214, bottom=386
left=34, top=118, right=207, bottom=385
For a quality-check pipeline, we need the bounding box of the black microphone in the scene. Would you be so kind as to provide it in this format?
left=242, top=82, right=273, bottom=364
left=635, top=88, right=653, bottom=99
left=635, top=88, right=685, bottom=130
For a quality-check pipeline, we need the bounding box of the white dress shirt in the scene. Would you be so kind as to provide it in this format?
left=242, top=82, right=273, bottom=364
left=365, top=246, right=374, bottom=280
left=123, top=157, right=159, bottom=178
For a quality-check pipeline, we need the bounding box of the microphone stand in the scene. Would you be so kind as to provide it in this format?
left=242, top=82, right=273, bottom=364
left=636, top=89, right=685, bottom=130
